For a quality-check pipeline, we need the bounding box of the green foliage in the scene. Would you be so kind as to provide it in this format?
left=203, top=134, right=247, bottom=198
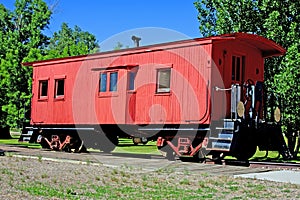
left=44, top=22, right=99, bottom=59
left=0, top=0, right=51, bottom=128
left=194, top=0, right=261, bottom=37
left=262, top=1, right=300, bottom=131
left=194, top=0, right=300, bottom=132
left=274, top=44, right=300, bottom=130
left=0, top=1, right=100, bottom=128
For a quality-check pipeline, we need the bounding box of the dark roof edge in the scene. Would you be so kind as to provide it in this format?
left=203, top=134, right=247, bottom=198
left=23, top=32, right=286, bottom=66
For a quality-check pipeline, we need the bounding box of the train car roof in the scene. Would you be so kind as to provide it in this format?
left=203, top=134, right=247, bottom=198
left=23, top=32, right=286, bottom=67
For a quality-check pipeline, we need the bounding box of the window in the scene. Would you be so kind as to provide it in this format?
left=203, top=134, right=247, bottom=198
left=99, top=73, right=107, bottom=92
left=157, top=68, right=171, bottom=93
left=109, top=72, right=118, bottom=92
left=99, top=71, right=118, bottom=93
left=55, top=79, right=65, bottom=97
left=232, top=56, right=245, bottom=82
left=127, top=67, right=138, bottom=91
left=128, top=71, right=136, bottom=91
left=39, top=80, right=48, bottom=99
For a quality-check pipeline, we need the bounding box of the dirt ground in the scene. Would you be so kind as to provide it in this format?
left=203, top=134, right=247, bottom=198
left=0, top=145, right=300, bottom=199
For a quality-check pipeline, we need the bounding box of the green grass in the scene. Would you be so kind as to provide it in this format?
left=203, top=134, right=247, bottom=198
left=0, top=134, right=41, bottom=149
left=113, top=138, right=159, bottom=155
left=0, top=133, right=159, bottom=154
left=250, top=146, right=300, bottom=162
left=18, top=181, right=207, bottom=199
left=224, top=148, right=300, bottom=162
left=16, top=173, right=298, bottom=199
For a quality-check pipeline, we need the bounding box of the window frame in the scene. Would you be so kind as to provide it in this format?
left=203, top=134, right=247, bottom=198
left=231, top=55, right=245, bottom=83
left=98, top=70, right=119, bottom=96
left=99, top=72, right=108, bottom=92
left=38, top=79, right=49, bottom=100
left=109, top=72, right=118, bottom=92
left=54, top=78, right=65, bottom=99
left=156, top=68, right=171, bottom=93
left=127, top=67, right=138, bottom=91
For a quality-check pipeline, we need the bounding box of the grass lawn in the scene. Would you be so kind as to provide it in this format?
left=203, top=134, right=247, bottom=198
left=0, top=133, right=160, bottom=155
left=1, top=155, right=299, bottom=199
left=0, top=134, right=41, bottom=149
left=113, top=138, right=159, bottom=155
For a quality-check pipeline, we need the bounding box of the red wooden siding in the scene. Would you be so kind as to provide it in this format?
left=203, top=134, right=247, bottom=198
left=212, top=40, right=265, bottom=118
left=26, top=33, right=285, bottom=126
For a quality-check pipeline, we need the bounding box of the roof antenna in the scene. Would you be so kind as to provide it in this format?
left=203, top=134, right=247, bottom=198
left=131, top=35, right=141, bottom=47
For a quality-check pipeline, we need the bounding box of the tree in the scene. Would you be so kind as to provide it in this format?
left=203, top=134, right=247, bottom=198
left=44, top=22, right=99, bottom=59
left=261, top=1, right=300, bottom=132
left=0, top=0, right=51, bottom=135
left=194, top=0, right=261, bottom=37
left=194, top=0, right=300, bottom=131
left=0, top=1, right=100, bottom=137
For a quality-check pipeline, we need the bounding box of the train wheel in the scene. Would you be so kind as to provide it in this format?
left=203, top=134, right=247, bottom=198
left=193, top=148, right=208, bottom=163
left=166, top=151, right=175, bottom=161
left=100, top=144, right=115, bottom=153
left=133, top=137, right=148, bottom=145
left=235, top=144, right=257, bottom=161
left=142, top=141, right=148, bottom=145
left=71, top=140, right=87, bottom=153
left=79, top=130, right=118, bottom=153
left=231, top=125, right=257, bottom=161
left=211, top=152, right=223, bottom=164
left=158, top=145, right=175, bottom=161
left=100, top=135, right=118, bottom=153
left=233, top=135, right=257, bottom=161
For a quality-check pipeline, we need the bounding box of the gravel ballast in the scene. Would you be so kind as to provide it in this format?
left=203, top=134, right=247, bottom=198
left=1, top=154, right=300, bottom=199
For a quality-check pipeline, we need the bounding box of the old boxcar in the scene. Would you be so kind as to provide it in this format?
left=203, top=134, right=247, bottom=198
left=22, top=33, right=290, bottom=160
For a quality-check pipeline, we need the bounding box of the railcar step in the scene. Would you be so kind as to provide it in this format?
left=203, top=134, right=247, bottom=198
left=208, top=141, right=231, bottom=151
left=209, top=137, right=232, bottom=141
left=209, top=133, right=233, bottom=140
left=19, top=128, right=34, bottom=142
left=218, top=133, right=233, bottom=139
left=223, top=119, right=241, bottom=122
left=215, top=127, right=234, bottom=131
left=205, top=148, right=230, bottom=152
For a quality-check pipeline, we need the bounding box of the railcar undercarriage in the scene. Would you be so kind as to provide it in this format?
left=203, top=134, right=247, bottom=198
left=154, top=83, right=296, bottom=161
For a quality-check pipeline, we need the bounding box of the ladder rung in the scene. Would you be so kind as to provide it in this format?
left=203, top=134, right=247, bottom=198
left=215, top=127, right=234, bottom=131
left=209, top=137, right=232, bottom=141
left=206, top=148, right=230, bottom=152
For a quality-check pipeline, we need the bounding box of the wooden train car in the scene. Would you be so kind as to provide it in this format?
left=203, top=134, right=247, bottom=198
left=22, top=33, right=290, bottom=160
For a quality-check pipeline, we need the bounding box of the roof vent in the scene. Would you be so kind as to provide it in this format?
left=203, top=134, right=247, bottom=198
left=131, top=35, right=141, bottom=47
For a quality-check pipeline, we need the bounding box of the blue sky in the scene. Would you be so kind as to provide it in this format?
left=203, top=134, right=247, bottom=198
left=1, top=0, right=201, bottom=51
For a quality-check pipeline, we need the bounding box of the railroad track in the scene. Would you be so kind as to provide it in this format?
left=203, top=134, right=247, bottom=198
left=208, top=158, right=300, bottom=170
left=2, top=144, right=300, bottom=173
left=249, top=161, right=300, bottom=170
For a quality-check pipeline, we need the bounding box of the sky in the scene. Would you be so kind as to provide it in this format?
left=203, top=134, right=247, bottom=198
left=1, top=0, right=201, bottom=51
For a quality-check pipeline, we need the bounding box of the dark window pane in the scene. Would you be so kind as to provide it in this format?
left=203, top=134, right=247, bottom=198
left=236, top=57, right=241, bottom=81
left=40, top=80, right=48, bottom=97
left=56, top=79, right=65, bottom=96
left=128, top=71, right=136, bottom=91
left=242, top=56, right=245, bottom=82
left=99, top=73, right=107, bottom=92
left=109, top=72, right=118, bottom=92
left=157, top=69, right=171, bottom=93
left=232, top=56, right=236, bottom=80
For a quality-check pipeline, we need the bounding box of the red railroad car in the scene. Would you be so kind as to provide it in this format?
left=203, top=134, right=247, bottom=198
left=23, top=33, right=290, bottom=160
